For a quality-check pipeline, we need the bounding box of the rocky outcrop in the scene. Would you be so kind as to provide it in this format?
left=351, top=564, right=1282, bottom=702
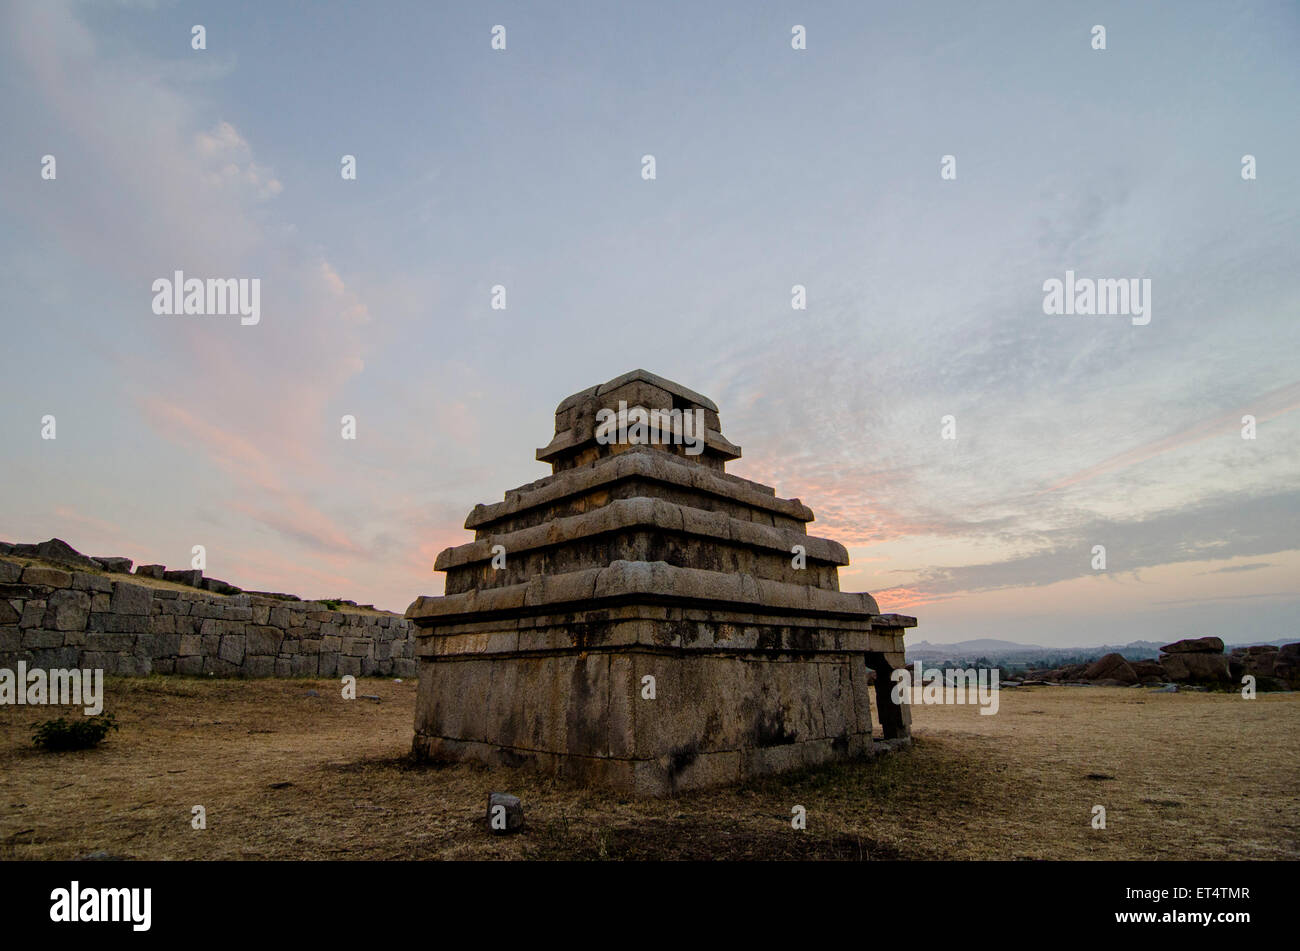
left=1160, top=636, right=1224, bottom=654
left=1229, top=643, right=1300, bottom=690
left=1157, top=636, right=1231, bottom=685
left=5, top=538, right=101, bottom=571
left=1009, top=637, right=1293, bottom=690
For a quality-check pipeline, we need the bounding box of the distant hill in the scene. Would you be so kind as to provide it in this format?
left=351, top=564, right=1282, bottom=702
left=906, top=636, right=1296, bottom=667
left=908, top=638, right=1049, bottom=654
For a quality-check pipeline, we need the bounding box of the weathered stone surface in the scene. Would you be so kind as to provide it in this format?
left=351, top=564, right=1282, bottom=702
left=246, top=626, right=284, bottom=656
left=103, top=614, right=150, bottom=633
left=0, top=626, right=20, bottom=652
left=94, top=557, right=133, bottom=574
left=1082, top=652, right=1138, bottom=685
left=9, top=538, right=100, bottom=569
left=1159, top=636, right=1224, bottom=654
left=1242, top=649, right=1277, bottom=677
left=134, top=564, right=166, bottom=579
left=163, top=569, right=204, bottom=587
left=22, top=565, right=72, bottom=587
left=153, top=633, right=182, bottom=657
left=71, top=572, right=113, bottom=593
left=44, top=589, right=91, bottom=632
left=243, top=655, right=275, bottom=677
left=22, top=628, right=66, bottom=649
left=203, top=656, right=239, bottom=676
left=218, top=633, right=246, bottom=664
left=110, top=581, right=153, bottom=616
left=486, top=792, right=524, bottom=834
left=342, top=637, right=372, bottom=657
left=1160, top=651, right=1231, bottom=683
left=21, top=601, right=47, bottom=628
left=1130, top=659, right=1165, bottom=683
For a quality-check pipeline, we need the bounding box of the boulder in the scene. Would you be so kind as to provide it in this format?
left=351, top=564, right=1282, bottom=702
left=1274, top=643, right=1300, bottom=688
left=202, top=577, right=242, bottom=595
left=8, top=538, right=100, bottom=570
left=1081, top=653, right=1137, bottom=685
left=1040, top=663, right=1087, bottom=682
left=1159, top=636, right=1224, bottom=654
left=243, top=590, right=302, bottom=602
left=93, top=557, right=133, bottom=574
left=135, top=564, right=166, bottom=579
left=1130, top=659, right=1165, bottom=683
left=163, top=569, right=204, bottom=587
left=1242, top=649, right=1278, bottom=678
left=486, top=792, right=524, bottom=834
left=1159, top=651, right=1230, bottom=683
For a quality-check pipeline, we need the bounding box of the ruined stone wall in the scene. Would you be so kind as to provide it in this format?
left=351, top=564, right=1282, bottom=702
left=0, top=556, right=416, bottom=678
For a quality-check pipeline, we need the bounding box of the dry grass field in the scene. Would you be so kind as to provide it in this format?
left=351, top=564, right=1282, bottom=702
left=2, top=676, right=1296, bottom=860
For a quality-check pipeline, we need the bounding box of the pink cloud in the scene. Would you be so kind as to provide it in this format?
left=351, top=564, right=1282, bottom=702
left=1042, top=380, right=1300, bottom=493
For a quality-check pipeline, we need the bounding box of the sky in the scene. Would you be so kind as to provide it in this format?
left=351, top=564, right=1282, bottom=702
left=1, top=0, right=1297, bottom=646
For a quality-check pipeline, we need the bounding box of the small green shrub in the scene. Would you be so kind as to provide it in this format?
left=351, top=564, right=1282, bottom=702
left=31, top=713, right=119, bottom=751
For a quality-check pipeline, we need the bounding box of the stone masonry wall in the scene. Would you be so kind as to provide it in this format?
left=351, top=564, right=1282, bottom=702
left=0, top=556, right=416, bottom=678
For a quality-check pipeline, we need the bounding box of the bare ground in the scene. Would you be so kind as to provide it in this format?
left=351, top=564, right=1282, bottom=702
left=1, top=677, right=1296, bottom=860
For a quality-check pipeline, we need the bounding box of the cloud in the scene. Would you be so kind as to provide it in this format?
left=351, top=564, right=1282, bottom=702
left=195, top=120, right=283, bottom=198
left=1042, top=380, right=1300, bottom=493
left=1199, top=562, right=1273, bottom=575
left=883, top=489, right=1300, bottom=601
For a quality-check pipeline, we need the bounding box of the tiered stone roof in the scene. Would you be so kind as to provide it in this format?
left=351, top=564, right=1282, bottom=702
left=410, top=369, right=911, bottom=632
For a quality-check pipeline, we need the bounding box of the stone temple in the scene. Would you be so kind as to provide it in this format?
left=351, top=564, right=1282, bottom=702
left=407, top=370, right=916, bottom=795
